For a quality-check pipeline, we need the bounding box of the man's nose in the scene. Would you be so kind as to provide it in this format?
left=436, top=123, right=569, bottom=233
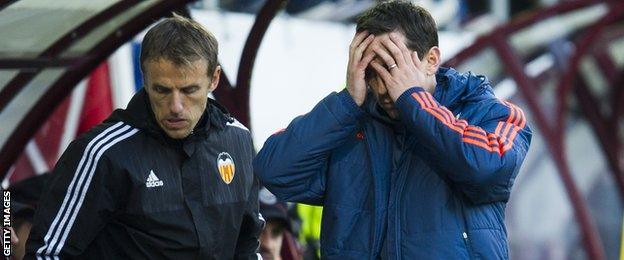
left=378, top=84, right=388, bottom=95
left=169, top=92, right=184, bottom=114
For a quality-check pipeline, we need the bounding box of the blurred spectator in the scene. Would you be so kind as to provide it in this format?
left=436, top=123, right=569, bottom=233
left=296, top=204, right=322, bottom=260
left=7, top=174, right=49, bottom=260
left=510, top=0, right=540, bottom=17
left=219, top=0, right=266, bottom=13
left=259, top=187, right=300, bottom=260
left=11, top=202, right=35, bottom=260
left=459, top=0, right=489, bottom=23
left=8, top=174, right=50, bottom=209
left=285, top=0, right=327, bottom=15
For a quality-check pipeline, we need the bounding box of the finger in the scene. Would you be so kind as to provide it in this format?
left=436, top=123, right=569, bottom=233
left=357, top=51, right=376, bottom=70
left=350, top=31, right=369, bottom=51
left=370, top=60, right=393, bottom=83
left=354, top=35, right=375, bottom=61
left=9, top=227, right=18, bottom=244
left=371, top=43, right=396, bottom=70
left=390, top=33, right=414, bottom=67
left=379, top=35, right=406, bottom=68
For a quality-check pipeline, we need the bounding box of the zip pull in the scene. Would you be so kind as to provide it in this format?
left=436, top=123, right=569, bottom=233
left=462, top=232, right=468, bottom=239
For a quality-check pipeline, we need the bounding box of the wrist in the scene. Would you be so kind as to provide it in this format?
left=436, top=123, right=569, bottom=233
left=390, top=86, right=410, bottom=102
left=346, top=87, right=364, bottom=106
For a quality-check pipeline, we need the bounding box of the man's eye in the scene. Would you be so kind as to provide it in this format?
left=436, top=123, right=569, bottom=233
left=183, top=87, right=198, bottom=94
left=154, top=86, right=168, bottom=93
left=365, top=68, right=375, bottom=80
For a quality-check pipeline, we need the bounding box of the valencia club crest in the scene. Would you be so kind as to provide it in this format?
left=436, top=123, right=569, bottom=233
left=217, top=152, right=235, bottom=184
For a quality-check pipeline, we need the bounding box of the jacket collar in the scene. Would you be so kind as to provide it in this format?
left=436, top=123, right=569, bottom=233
left=105, top=88, right=232, bottom=145
left=364, top=68, right=491, bottom=127
left=433, top=67, right=493, bottom=111
left=363, top=91, right=397, bottom=126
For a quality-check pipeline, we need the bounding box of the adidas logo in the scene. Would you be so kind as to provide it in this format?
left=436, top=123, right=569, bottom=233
left=146, top=170, right=164, bottom=188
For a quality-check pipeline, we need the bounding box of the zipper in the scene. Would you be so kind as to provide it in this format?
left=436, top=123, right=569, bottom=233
left=462, top=231, right=470, bottom=247
left=459, top=202, right=474, bottom=259
left=363, top=135, right=386, bottom=258
left=393, top=173, right=407, bottom=258
left=462, top=231, right=473, bottom=258
left=393, top=134, right=409, bottom=258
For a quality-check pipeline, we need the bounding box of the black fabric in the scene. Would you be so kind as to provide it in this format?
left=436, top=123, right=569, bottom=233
left=8, top=174, right=51, bottom=208
left=25, top=89, right=262, bottom=259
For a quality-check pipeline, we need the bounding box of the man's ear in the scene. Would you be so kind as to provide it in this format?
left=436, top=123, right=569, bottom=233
left=424, top=46, right=441, bottom=75
left=208, top=65, right=221, bottom=92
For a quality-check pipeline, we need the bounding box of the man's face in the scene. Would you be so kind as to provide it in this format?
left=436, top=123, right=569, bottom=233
left=364, top=32, right=410, bottom=119
left=13, top=221, right=32, bottom=260
left=367, top=64, right=399, bottom=119
left=259, top=221, right=284, bottom=260
left=144, top=58, right=220, bottom=139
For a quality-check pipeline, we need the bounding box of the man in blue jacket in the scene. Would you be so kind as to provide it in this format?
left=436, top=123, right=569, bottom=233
left=254, top=1, right=531, bottom=259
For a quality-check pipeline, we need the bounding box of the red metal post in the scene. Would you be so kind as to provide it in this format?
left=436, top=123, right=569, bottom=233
left=213, top=0, right=287, bottom=129
left=492, top=36, right=605, bottom=260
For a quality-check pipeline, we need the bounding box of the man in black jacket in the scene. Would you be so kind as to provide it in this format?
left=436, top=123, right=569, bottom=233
left=25, top=14, right=263, bottom=259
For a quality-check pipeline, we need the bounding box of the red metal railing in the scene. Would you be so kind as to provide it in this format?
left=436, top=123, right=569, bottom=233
left=445, top=1, right=624, bottom=259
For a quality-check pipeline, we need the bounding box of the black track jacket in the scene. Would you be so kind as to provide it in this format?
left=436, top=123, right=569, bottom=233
left=26, top=89, right=263, bottom=259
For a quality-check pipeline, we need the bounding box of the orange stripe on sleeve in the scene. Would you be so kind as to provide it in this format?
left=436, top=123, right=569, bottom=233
left=495, top=122, right=504, bottom=136
left=424, top=108, right=464, bottom=133
left=508, top=102, right=526, bottom=129
left=424, top=91, right=439, bottom=108
left=462, top=138, right=496, bottom=152
left=501, top=123, right=514, bottom=141
left=518, top=106, right=526, bottom=128
left=411, top=91, right=526, bottom=156
left=464, top=131, right=491, bottom=144
left=419, top=92, right=434, bottom=108
left=505, top=102, right=516, bottom=124
left=431, top=107, right=453, bottom=124
left=502, top=126, right=521, bottom=151
left=411, top=93, right=427, bottom=108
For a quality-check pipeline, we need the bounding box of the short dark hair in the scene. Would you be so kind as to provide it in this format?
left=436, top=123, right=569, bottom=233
left=356, top=0, right=438, bottom=59
left=140, top=13, right=219, bottom=79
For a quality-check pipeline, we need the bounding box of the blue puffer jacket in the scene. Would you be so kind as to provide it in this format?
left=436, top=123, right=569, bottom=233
left=254, top=67, right=532, bottom=259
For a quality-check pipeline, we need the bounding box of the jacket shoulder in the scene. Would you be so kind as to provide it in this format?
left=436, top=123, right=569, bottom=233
left=66, top=121, right=140, bottom=160
left=224, top=118, right=251, bottom=138
left=225, top=118, right=250, bottom=132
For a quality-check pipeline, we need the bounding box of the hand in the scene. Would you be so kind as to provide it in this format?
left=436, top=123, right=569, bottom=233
left=346, top=31, right=375, bottom=106
left=368, top=33, right=434, bottom=101
left=3, top=227, right=19, bottom=246
left=8, top=227, right=18, bottom=244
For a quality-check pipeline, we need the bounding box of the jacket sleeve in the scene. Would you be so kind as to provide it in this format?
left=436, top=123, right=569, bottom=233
left=234, top=177, right=264, bottom=260
left=25, top=138, right=126, bottom=259
left=394, top=87, right=532, bottom=204
left=253, top=89, right=366, bottom=205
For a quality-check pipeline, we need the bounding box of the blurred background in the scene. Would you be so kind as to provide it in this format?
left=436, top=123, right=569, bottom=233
left=0, top=0, right=622, bottom=259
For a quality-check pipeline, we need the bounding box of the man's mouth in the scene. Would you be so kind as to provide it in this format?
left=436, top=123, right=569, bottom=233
left=163, top=118, right=187, bottom=129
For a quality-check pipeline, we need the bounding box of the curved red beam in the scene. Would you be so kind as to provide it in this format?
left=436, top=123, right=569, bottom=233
left=443, top=1, right=618, bottom=259
left=0, top=0, right=194, bottom=177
